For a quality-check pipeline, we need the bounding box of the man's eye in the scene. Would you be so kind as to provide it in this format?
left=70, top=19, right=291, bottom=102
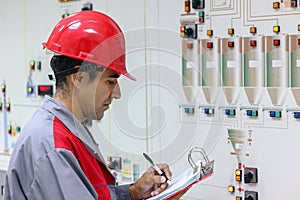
left=107, top=79, right=116, bottom=84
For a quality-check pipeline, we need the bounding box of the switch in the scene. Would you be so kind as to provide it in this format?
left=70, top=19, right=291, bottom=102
left=192, top=0, right=205, bottom=9
left=207, top=42, right=213, bottom=48
left=250, top=40, right=257, bottom=47
left=185, top=24, right=197, bottom=39
left=246, top=110, right=258, bottom=117
left=245, top=191, right=258, bottom=200
left=273, top=25, right=280, bottom=33
left=207, top=29, right=213, bottom=37
left=82, top=2, right=93, bottom=11
left=226, top=109, right=236, bottom=116
left=235, top=169, right=242, bottom=182
left=273, top=2, right=280, bottom=9
left=273, top=39, right=280, bottom=46
left=198, top=11, right=205, bottom=23
left=270, top=111, right=281, bottom=118
left=184, top=107, right=195, bottom=114
left=244, top=167, right=258, bottom=183
left=228, top=28, right=234, bottom=35
left=228, top=41, right=235, bottom=48
left=250, top=26, right=257, bottom=34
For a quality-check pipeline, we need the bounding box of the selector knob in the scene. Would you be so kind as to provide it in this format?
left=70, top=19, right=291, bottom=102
left=185, top=27, right=194, bottom=37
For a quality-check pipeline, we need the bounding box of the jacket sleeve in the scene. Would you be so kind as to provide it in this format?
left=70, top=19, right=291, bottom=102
left=108, top=184, right=132, bottom=200
left=5, top=148, right=98, bottom=200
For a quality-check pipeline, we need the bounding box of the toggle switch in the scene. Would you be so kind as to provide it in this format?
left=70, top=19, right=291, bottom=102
left=244, top=167, right=258, bottom=183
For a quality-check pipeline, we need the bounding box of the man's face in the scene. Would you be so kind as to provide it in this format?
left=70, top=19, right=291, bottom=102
left=76, top=68, right=121, bottom=121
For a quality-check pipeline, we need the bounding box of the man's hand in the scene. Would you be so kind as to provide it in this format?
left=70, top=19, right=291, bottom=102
left=128, top=163, right=172, bottom=200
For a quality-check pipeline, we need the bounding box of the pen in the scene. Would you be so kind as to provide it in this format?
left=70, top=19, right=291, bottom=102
left=143, top=152, right=171, bottom=184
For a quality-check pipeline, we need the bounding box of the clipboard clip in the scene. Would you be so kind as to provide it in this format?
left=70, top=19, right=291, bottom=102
left=188, top=147, right=213, bottom=175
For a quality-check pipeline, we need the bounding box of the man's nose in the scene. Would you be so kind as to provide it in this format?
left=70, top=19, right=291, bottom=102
left=112, top=82, right=121, bottom=99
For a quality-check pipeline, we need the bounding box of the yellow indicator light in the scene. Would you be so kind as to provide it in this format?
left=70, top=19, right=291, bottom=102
left=273, top=25, right=280, bottom=33
left=298, top=24, right=300, bottom=31
left=236, top=197, right=242, bottom=200
left=235, top=169, right=242, bottom=182
left=228, top=28, right=234, bottom=35
left=207, top=30, right=213, bottom=37
left=228, top=185, right=235, bottom=193
left=273, top=2, right=280, bottom=9
left=250, top=26, right=257, bottom=34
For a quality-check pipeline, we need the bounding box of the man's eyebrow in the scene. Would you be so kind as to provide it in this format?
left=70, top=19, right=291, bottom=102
left=108, top=73, right=120, bottom=78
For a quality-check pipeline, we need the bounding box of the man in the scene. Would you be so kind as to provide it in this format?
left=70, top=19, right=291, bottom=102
left=5, top=10, right=186, bottom=200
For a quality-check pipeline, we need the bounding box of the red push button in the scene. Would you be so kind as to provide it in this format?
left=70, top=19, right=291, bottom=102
left=273, top=39, right=280, bottom=46
left=207, top=42, right=213, bottom=48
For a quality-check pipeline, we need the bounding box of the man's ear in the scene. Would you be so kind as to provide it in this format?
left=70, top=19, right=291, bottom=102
left=71, top=72, right=88, bottom=88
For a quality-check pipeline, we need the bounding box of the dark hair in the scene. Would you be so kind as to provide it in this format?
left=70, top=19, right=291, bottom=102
left=50, top=55, right=100, bottom=91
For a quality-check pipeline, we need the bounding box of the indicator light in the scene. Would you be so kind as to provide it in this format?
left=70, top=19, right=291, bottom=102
left=250, top=40, right=257, bottom=47
left=36, top=61, right=41, bottom=70
left=247, top=110, right=258, bottom=117
left=6, top=102, right=11, bottom=112
left=27, top=87, right=34, bottom=94
left=8, top=125, right=12, bottom=135
left=228, top=41, right=235, bottom=48
left=294, top=112, right=300, bottom=119
left=204, top=108, right=214, bottom=115
left=0, top=102, right=2, bottom=111
left=187, top=43, right=193, bottom=49
left=207, top=29, right=213, bottom=37
left=273, top=2, right=280, bottom=9
left=38, top=85, right=54, bottom=96
left=228, top=185, right=235, bottom=193
left=207, top=42, right=213, bottom=48
left=270, top=111, right=281, bottom=118
left=184, top=107, right=195, bottom=114
left=273, top=25, right=280, bottom=33
left=250, top=26, right=257, bottom=34
left=298, top=24, right=300, bottom=31
left=30, top=60, right=35, bottom=70
left=62, top=12, right=69, bottom=18
left=273, top=39, right=280, bottom=46
left=298, top=39, right=300, bottom=45
left=185, top=0, right=191, bottom=12
left=291, top=0, right=297, bottom=7
left=228, top=28, right=234, bottom=35
left=235, top=169, right=242, bottom=182
left=180, top=26, right=185, bottom=37
left=225, top=109, right=236, bottom=116
left=16, top=126, right=21, bottom=132
left=1, top=83, right=6, bottom=93
left=199, top=11, right=205, bottom=23
left=236, top=197, right=242, bottom=200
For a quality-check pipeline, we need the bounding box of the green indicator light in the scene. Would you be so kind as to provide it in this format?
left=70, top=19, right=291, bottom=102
left=252, top=111, right=256, bottom=116
left=28, top=87, right=32, bottom=93
left=230, top=110, right=234, bottom=115
left=275, top=111, right=281, bottom=117
left=199, top=11, right=204, bottom=17
left=209, top=109, right=213, bottom=114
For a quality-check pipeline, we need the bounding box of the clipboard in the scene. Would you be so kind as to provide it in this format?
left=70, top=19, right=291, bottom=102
left=147, top=147, right=214, bottom=200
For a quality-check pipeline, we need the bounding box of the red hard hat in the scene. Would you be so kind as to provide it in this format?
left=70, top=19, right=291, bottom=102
left=43, top=11, right=135, bottom=80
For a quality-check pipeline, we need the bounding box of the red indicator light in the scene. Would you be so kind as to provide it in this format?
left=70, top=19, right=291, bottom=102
left=38, top=85, right=53, bottom=96
left=187, top=43, right=193, bottom=49
left=207, top=42, right=213, bottom=48
left=250, top=40, right=257, bottom=47
left=273, top=39, right=280, bottom=46
left=298, top=39, right=300, bottom=45
left=228, top=41, right=234, bottom=48
left=185, top=0, right=191, bottom=12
